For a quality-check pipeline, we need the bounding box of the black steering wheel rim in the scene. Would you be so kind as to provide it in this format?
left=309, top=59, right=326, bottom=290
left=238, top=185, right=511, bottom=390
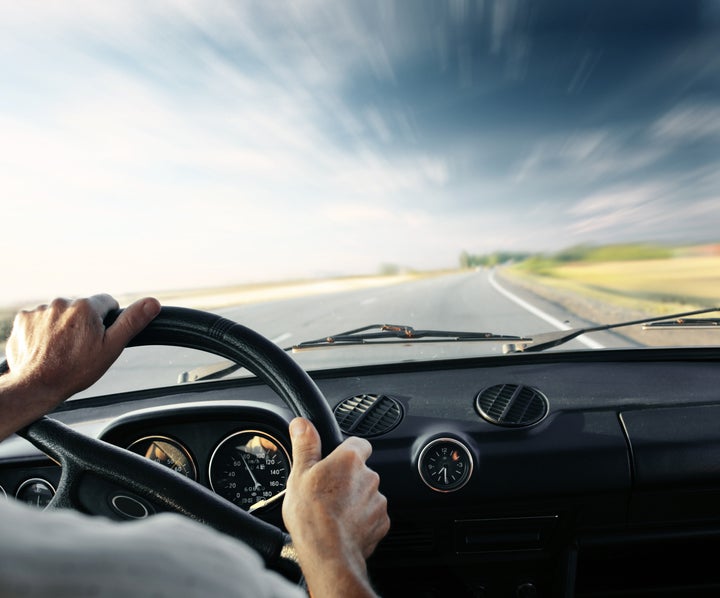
left=11, top=306, right=344, bottom=568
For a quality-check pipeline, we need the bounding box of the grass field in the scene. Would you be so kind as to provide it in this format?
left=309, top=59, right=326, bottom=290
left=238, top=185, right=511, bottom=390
left=509, top=254, right=720, bottom=315
left=550, top=255, right=720, bottom=307
left=502, top=252, right=720, bottom=348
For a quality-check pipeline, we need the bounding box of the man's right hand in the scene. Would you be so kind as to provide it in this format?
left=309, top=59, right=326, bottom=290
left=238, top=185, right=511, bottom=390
left=282, top=417, right=390, bottom=597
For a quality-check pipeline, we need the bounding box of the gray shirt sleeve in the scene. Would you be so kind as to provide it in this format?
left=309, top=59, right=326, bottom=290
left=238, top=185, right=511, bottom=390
left=0, top=498, right=305, bottom=597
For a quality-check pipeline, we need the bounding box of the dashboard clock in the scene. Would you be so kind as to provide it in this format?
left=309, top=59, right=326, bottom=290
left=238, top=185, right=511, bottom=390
left=418, top=438, right=473, bottom=493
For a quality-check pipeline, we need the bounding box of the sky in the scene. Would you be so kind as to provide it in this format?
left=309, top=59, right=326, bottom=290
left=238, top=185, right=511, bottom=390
left=2, top=0, right=719, bottom=305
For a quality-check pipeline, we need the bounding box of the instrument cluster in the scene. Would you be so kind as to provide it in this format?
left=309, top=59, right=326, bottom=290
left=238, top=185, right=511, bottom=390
left=96, top=403, right=297, bottom=517
left=126, top=429, right=291, bottom=513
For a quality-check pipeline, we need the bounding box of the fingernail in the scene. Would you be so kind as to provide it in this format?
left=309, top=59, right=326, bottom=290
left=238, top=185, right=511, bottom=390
left=289, top=418, right=307, bottom=440
left=143, top=298, right=161, bottom=317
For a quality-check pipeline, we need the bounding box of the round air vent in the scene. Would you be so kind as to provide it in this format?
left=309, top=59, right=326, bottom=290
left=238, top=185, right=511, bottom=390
left=475, top=384, right=548, bottom=427
left=333, top=394, right=403, bottom=437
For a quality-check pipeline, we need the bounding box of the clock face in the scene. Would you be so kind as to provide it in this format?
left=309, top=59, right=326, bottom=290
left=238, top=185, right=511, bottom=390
left=418, top=438, right=473, bottom=493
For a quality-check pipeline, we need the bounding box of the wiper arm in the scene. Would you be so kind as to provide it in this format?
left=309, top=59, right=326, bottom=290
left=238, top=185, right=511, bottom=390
left=510, top=306, right=720, bottom=354
left=179, top=324, right=528, bottom=382
left=292, top=324, right=527, bottom=350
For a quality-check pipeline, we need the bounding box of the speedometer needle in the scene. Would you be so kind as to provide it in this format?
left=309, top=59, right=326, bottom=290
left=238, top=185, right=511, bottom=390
left=240, top=454, right=262, bottom=490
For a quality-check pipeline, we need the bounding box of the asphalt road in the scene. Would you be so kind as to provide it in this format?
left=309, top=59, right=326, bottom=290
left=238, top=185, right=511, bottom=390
left=74, top=269, right=628, bottom=399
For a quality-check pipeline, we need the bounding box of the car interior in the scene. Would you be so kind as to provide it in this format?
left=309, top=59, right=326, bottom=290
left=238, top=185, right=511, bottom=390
left=2, top=305, right=720, bottom=597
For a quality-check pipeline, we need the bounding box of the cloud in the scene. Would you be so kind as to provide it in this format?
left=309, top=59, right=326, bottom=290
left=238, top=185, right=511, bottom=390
left=567, top=186, right=661, bottom=234
left=566, top=184, right=720, bottom=244
left=652, top=103, right=720, bottom=140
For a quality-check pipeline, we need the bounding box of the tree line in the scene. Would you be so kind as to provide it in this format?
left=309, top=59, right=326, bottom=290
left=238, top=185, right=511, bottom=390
left=460, top=243, right=675, bottom=271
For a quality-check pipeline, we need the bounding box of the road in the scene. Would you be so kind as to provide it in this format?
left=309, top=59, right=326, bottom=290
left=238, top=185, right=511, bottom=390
left=74, top=269, right=627, bottom=398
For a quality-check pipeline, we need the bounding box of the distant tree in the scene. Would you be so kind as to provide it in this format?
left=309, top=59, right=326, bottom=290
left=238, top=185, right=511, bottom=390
left=459, top=250, right=533, bottom=269
left=554, top=244, right=593, bottom=263
left=379, top=263, right=401, bottom=276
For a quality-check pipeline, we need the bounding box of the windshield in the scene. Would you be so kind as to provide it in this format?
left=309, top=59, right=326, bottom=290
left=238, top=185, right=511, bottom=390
left=2, top=1, right=719, bottom=396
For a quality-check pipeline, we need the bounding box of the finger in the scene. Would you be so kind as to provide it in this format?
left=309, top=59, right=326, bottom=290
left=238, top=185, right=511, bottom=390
left=337, top=435, right=373, bottom=463
left=85, top=293, right=120, bottom=319
left=104, top=297, right=161, bottom=354
left=49, top=297, right=72, bottom=310
left=289, top=417, right=322, bottom=471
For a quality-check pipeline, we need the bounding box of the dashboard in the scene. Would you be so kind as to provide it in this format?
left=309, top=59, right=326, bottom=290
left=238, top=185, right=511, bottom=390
left=2, top=346, right=720, bottom=597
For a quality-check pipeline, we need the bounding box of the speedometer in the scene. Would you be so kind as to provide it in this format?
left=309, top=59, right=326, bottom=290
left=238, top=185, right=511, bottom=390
left=127, top=436, right=198, bottom=481
left=209, top=430, right=291, bottom=512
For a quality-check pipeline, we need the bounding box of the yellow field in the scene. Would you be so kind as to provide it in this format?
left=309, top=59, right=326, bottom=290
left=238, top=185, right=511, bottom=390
left=554, top=256, right=720, bottom=305
left=509, top=255, right=720, bottom=314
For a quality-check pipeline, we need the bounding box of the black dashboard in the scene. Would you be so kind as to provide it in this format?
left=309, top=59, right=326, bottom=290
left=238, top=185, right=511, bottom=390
left=2, top=347, right=720, bottom=597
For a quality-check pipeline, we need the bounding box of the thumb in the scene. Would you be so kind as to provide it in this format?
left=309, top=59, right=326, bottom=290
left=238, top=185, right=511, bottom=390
left=289, top=417, right=322, bottom=471
left=104, top=297, right=161, bottom=354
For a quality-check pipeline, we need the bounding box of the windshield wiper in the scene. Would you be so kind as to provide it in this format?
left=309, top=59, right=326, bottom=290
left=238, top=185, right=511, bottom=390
left=508, top=306, right=720, bottom=354
left=180, top=308, right=720, bottom=382
left=179, top=325, right=527, bottom=382
left=178, top=324, right=531, bottom=384
left=643, top=317, right=720, bottom=329
left=291, top=324, right=528, bottom=350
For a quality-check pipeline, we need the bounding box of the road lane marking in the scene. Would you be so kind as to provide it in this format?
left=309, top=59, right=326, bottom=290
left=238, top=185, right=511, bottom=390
left=361, top=297, right=377, bottom=305
left=487, top=270, right=605, bottom=350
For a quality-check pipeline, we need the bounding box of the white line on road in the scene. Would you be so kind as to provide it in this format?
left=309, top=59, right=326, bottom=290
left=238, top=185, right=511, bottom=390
left=271, top=332, right=292, bottom=345
left=487, top=270, right=604, bottom=350
left=361, top=297, right=377, bottom=305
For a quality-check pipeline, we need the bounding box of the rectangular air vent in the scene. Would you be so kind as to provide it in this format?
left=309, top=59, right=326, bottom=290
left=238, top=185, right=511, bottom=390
left=375, top=525, right=436, bottom=554
left=454, top=515, right=558, bottom=553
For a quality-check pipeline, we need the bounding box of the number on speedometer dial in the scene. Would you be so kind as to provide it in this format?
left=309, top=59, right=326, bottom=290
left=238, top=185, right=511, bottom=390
left=209, top=430, right=291, bottom=512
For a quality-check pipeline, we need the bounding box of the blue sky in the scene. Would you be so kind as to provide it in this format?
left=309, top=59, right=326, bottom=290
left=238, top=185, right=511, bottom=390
left=2, top=0, right=719, bottom=305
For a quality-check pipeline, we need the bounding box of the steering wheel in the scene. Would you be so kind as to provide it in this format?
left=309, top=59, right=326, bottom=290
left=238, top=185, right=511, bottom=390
left=9, top=307, right=345, bottom=570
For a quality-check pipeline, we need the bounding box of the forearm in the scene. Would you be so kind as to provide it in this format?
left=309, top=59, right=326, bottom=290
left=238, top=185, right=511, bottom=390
left=0, top=375, right=61, bottom=442
left=301, top=552, right=379, bottom=598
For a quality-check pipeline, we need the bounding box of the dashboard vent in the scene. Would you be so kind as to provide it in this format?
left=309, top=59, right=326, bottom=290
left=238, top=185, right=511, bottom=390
left=376, top=524, right=435, bottom=555
left=475, top=384, right=548, bottom=427
left=333, top=394, right=403, bottom=437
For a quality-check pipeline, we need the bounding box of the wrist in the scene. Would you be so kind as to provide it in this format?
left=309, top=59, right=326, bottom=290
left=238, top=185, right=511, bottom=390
left=302, top=556, right=376, bottom=598
left=0, top=374, right=63, bottom=440
left=292, top=535, right=375, bottom=598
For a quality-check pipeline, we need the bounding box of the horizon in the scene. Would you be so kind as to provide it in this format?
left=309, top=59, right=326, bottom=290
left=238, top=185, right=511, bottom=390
left=3, top=239, right=717, bottom=309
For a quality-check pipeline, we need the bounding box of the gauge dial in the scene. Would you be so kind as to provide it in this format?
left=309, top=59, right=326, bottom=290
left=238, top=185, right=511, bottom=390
left=127, top=436, right=198, bottom=481
left=418, top=438, right=473, bottom=492
left=15, top=478, right=56, bottom=509
left=209, top=430, right=291, bottom=512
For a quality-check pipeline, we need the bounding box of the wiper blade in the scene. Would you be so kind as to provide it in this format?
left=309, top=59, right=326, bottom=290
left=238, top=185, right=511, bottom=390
left=292, top=324, right=528, bottom=350
left=510, top=306, right=720, bottom=354
left=643, top=317, right=720, bottom=329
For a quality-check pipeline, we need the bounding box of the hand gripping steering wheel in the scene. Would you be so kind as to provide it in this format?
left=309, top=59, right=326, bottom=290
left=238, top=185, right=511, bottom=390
left=11, top=307, right=344, bottom=570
